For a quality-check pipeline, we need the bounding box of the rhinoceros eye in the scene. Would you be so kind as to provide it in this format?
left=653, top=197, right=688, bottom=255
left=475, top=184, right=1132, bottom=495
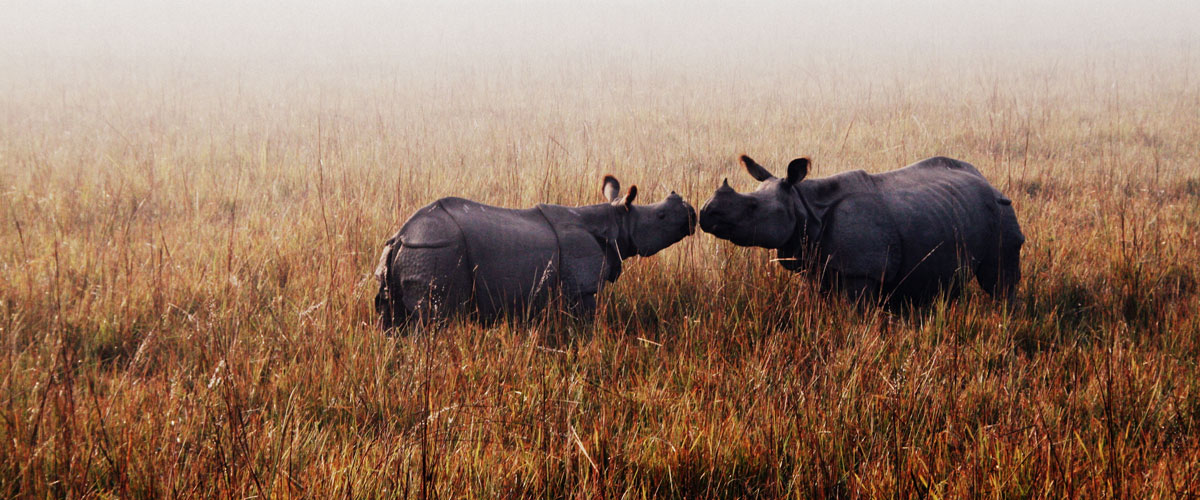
left=657, top=211, right=667, bottom=220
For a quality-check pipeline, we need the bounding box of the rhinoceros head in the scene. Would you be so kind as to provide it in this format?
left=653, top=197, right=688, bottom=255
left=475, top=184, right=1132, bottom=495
left=603, top=175, right=696, bottom=257
left=698, top=155, right=809, bottom=249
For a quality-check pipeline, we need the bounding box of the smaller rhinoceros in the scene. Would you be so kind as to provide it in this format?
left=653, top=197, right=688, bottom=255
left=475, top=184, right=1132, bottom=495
left=375, top=176, right=696, bottom=330
left=699, top=155, right=1024, bottom=307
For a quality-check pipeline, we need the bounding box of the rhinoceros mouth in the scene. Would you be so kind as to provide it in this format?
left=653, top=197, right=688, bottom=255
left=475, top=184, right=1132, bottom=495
left=700, top=222, right=736, bottom=241
left=698, top=208, right=726, bottom=234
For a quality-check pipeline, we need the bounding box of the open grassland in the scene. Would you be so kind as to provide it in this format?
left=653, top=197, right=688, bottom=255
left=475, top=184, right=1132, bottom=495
left=2, top=44, right=1200, bottom=497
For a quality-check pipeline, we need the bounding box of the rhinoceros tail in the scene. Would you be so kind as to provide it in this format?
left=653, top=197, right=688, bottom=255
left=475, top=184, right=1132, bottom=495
left=374, top=237, right=409, bottom=332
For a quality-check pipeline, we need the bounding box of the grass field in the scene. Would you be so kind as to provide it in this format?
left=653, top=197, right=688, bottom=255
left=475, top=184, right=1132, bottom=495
left=3, top=8, right=1200, bottom=496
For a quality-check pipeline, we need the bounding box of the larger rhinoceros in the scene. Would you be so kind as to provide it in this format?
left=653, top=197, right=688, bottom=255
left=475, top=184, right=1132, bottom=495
left=375, top=176, right=696, bottom=330
left=699, top=155, right=1023, bottom=307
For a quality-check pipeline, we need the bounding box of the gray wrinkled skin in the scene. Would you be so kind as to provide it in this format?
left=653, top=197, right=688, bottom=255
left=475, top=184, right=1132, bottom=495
left=375, top=176, right=696, bottom=331
left=700, top=155, right=1024, bottom=307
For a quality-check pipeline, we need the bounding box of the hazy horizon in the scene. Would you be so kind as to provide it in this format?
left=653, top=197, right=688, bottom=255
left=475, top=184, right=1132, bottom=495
left=4, top=1, right=1197, bottom=75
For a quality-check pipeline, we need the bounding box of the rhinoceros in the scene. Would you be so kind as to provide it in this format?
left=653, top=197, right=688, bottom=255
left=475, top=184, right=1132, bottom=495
left=374, top=176, right=696, bottom=330
left=699, top=155, right=1023, bottom=307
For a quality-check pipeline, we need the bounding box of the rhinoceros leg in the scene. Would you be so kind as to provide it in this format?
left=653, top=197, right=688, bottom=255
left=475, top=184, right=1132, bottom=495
left=397, top=249, right=472, bottom=324
left=376, top=279, right=410, bottom=333
left=976, top=243, right=1021, bottom=303
left=555, top=230, right=609, bottom=322
left=975, top=202, right=1024, bottom=304
left=837, top=275, right=883, bottom=308
left=385, top=203, right=477, bottom=327
left=390, top=228, right=474, bottom=327
left=566, top=293, right=597, bottom=321
left=819, top=196, right=902, bottom=308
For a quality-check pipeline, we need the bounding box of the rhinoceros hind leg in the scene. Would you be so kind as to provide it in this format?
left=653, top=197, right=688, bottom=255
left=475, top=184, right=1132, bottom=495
left=976, top=246, right=1021, bottom=304
left=977, top=203, right=1024, bottom=305
left=395, top=243, right=474, bottom=326
left=979, top=258, right=1017, bottom=302
left=375, top=282, right=411, bottom=336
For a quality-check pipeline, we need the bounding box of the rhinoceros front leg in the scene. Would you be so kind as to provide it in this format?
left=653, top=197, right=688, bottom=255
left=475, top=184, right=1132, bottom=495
left=839, top=275, right=883, bottom=308
left=567, top=293, right=597, bottom=321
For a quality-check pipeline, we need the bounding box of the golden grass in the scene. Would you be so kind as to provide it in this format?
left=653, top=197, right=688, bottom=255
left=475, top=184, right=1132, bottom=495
left=2, top=44, right=1200, bottom=497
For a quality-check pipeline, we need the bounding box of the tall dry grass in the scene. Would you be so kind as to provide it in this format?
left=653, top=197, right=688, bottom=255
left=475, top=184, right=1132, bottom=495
left=2, top=42, right=1199, bottom=497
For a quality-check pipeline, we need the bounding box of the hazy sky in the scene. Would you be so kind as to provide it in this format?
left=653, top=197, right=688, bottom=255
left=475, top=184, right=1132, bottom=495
left=3, top=0, right=1196, bottom=69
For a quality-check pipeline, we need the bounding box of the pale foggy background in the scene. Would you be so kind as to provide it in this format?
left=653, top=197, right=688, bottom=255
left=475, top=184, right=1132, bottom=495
left=3, top=0, right=1197, bottom=75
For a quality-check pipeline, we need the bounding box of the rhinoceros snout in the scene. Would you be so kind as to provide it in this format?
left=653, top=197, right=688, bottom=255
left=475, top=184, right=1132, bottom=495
left=698, top=204, right=722, bottom=235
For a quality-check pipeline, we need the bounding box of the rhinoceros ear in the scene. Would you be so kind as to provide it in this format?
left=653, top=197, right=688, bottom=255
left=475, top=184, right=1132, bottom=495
left=786, top=158, right=809, bottom=185
left=602, top=175, right=621, bottom=202
left=617, top=185, right=638, bottom=209
left=741, top=155, right=774, bottom=182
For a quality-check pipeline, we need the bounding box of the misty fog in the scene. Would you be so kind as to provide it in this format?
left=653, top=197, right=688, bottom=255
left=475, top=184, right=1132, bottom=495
left=3, top=1, right=1197, bottom=77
